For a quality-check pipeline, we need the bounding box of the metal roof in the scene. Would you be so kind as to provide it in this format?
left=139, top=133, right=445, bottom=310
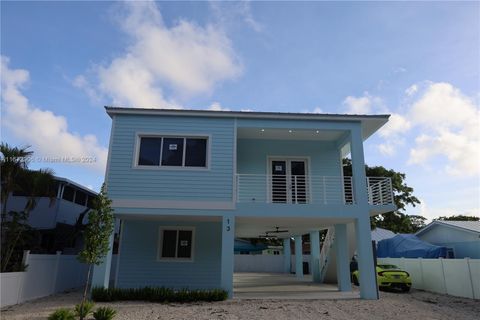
left=371, top=227, right=396, bottom=242
left=54, top=176, right=98, bottom=196
left=104, top=106, right=390, bottom=141
left=417, top=220, right=480, bottom=235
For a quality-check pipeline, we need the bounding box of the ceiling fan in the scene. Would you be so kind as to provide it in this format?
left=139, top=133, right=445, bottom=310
left=265, top=226, right=289, bottom=234
left=258, top=233, right=278, bottom=239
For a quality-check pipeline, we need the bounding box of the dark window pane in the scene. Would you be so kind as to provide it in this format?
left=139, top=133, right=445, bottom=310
left=74, top=191, right=87, bottom=206
left=177, top=230, right=193, bottom=258
left=161, top=138, right=184, bottom=166
left=161, top=230, right=177, bottom=258
left=138, top=137, right=161, bottom=166
left=62, top=186, right=75, bottom=202
left=185, top=139, right=207, bottom=167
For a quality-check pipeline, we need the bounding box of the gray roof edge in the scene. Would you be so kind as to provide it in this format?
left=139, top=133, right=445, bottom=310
left=54, top=176, right=98, bottom=196
left=104, top=106, right=390, bottom=121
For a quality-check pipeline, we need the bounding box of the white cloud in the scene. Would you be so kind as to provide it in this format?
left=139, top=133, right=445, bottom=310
left=378, top=113, right=411, bottom=138
left=343, top=92, right=385, bottom=114
left=405, top=84, right=418, bottom=96
left=208, top=102, right=230, bottom=111
left=343, top=96, right=371, bottom=114
left=407, top=82, right=480, bottom=176
left=78, top=1, right=242, bottom=109
left=1, top=56, right=107, bottom=172
left=209, top=1, right=263, bottom=33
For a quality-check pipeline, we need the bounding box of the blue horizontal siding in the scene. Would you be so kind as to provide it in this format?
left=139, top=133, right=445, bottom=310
left=117, top=219, right=222, bottom=289
left=107, top=115, right=235, bottom=201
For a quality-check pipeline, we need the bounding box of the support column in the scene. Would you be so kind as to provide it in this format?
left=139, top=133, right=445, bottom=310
left=310, top=231, right=321, bottom=282
left=91, top=232, right=114, bottom=289
left=334, top=224, right=352, bottom=291
left=283, top=238, right=291, bottom=274
left=294, top=235, right=303, bottom=278
left=221, top=214, right=235, bottom=298
left=355, top=216, right=378, bottom=299
left=349, top=125, right=368, bottom=205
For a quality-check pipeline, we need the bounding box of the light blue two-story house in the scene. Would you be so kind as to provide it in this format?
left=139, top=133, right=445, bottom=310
left=92, top=107, right=395, bottom=300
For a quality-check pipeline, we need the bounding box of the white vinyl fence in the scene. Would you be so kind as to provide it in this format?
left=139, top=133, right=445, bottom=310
left=1, top=251, right=118, bottom=307
left=378, top=258, right=480, bottom=299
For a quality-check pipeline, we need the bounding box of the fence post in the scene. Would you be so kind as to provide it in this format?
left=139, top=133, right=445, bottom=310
left=17, top=250, right=30, bottom=304
left=465, top=258, right=475, bottom=299
left=52, top=251, right=62, bottom=294
left=418, top=257, right=424, bottom=290
left=439, top=258, right=447, bottom=294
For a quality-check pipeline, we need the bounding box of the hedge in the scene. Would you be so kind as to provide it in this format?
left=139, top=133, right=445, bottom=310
left=91, top=287, right=228, bottom=303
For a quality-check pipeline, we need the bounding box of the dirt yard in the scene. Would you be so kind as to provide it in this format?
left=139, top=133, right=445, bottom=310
left=1, top=289, right=478, bottom=320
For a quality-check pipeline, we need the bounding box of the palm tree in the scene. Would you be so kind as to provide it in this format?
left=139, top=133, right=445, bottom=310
left=0, top=143, right=33, bottom=222
left=1, top=143, right=58, bottom=271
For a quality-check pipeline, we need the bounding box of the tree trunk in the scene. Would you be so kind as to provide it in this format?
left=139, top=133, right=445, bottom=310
left=82, top=263, right=92, bottom=304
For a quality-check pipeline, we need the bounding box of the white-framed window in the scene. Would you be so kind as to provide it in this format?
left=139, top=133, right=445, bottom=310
left=135, top=134, right=209, bottom=169
left=157, top=227, right=195, bottom=261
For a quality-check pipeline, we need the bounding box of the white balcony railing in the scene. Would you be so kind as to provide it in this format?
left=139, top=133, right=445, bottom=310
left=366, top=177, right=394, bottom=205
left=235, top=174, right=394, bottom=205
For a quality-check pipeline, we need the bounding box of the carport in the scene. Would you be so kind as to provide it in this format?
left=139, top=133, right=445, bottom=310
left=234, top=273, right=359, bottom=299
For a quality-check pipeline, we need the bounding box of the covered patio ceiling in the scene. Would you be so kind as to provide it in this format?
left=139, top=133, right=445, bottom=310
left=237, top=127, right=346, bottom=141
left=235, top=216, right=354, bottom=238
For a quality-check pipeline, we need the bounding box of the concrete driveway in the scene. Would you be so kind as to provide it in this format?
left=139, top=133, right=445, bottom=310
left=233, top=272, right=359, bottom=299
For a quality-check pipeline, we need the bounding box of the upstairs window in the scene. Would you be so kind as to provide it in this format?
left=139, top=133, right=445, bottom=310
left=62, top=186, right=75, bottom=202
left=74, top=191, right=87, bottom=206
left=137, top=136, right=208, bottom=168
left=158, top=227, right=194, bottom=261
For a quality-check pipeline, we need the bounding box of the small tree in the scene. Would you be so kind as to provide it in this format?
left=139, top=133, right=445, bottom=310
left=77, top=184, right=114, bottom=311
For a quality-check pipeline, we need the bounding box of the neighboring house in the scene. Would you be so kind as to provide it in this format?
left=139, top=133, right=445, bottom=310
left=92, top=107, right=395, bottom=300
left=262, top=245, right=283, bottom=255
left=416, top=220, right=480, bottom=258
left=7, top=176, right=97, bottom=253
left=371, top=227, right=396, bottom=246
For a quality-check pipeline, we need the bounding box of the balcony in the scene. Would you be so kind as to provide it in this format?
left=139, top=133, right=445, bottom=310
left=235, top=174, right=394, bottom=206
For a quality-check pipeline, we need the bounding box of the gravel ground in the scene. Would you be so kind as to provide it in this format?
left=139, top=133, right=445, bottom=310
left=1, top=289, right=479, bottom=320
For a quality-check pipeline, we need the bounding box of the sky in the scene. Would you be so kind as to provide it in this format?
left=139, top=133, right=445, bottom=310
left=1, top=1, right=479, bottom=221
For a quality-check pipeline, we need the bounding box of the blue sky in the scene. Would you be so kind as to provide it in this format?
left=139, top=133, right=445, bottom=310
left=1, top=1, right=478, bottom=221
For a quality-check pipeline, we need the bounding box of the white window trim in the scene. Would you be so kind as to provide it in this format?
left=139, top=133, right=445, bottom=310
left=133, top=132, right=211, bottom=171
left=157, top=226, right=195, bottom=262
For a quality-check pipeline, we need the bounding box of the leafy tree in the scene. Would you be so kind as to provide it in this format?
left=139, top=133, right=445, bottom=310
left=343, top=158, right=423, bottom=233
left=436, top=215, right=479, bottom=221
left=77, top=184, right=114, bottom=310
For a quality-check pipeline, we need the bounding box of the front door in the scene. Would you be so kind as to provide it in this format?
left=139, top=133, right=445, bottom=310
left=270, top=158, right=308, bottom=204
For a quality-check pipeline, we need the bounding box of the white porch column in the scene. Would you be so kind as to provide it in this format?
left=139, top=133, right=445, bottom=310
left=349, top=125, right=368, bottom=205
left=355, top=216, right=378, bottom=299
left=91, top=232, right=114, bottom=289
left=283, top=238, right=291, bottom=274
left=221, top=214, right=235, bottom=298
left=334, top=224, right=352, bottom=291
left=294, top=235, right=303, bottom=278
left=310, top=231, right=321, bottom=282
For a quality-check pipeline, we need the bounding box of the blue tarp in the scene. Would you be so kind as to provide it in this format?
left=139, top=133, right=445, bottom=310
left=234, top=239, right=267, bottom=254
left=377, top=234, right=449, bottom=258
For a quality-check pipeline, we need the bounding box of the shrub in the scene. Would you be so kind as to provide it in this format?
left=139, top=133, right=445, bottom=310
left=75, top=300, right=95, bottom=320
left=47, top=308, right=75, bottom=320
left=91, top=287, right=228, bottom=303
left=93, top=306, right=117, bottom=320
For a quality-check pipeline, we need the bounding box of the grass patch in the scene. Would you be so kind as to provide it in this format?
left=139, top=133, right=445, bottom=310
left=91, top=287, right=228, bottom=303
